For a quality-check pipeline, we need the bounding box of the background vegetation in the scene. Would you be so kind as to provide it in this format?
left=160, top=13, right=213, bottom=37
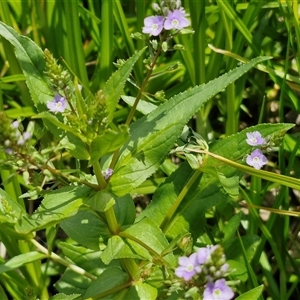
left=0, top=0, right=299, bottom=299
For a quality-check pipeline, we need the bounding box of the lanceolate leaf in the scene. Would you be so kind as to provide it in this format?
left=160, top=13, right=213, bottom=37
left=103, top=48, right=146, bottom=124
left=0, top=21, right=52, bottom=110
left=109, top=56, right=271, bottom=196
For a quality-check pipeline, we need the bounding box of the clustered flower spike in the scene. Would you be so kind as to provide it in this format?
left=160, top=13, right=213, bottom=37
left=0, top=113, right=32, bottom=156
left=47, top=94, right=67, bottom=113
left=142, top=1, right=190, bottom=36
left=175, top=245, right=234, bottom=300
left=245, top=131, right=269, bottom=170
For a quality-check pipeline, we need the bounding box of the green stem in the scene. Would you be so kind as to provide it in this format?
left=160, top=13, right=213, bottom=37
left=104, top=206, right=120, bottom=235
left=160, top=170, right=202, bottom=232
left=30, top=239, right=97, bottom=281
left=92, top=161, right=107, bottom=189
left=120, top=258, right=140, bottom=280
left=109, top=42, right=163, bottom=170
left=187, top=149, right=300, bottom=190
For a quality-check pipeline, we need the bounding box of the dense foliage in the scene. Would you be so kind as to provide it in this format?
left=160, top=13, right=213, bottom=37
left=0, top=1, right=299, bottom=299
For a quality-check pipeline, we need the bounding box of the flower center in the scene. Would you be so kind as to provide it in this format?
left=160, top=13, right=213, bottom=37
left=171, top=19, right=179, bottom=27
left=186, top=263, right=194, bottom=272
left=253, top=156, right=260, bottom=162
left=213, top=288, right=221, bottom=296
left=151, top=23, right=159, bottom=30
left=56, top=102, right=62, bottom=108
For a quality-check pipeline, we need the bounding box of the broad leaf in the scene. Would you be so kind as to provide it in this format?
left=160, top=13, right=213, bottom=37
left=104, top=48, right=146, bottom=124
left=124, top=282, right=157, bottom=300
left=123, top=217, right=176, bottom=266
left=60, top=210, right=111, bottom=251
left=109, top=56, right=271, bottom=196
left=101, top=235, right=151, bottom=264
left=16, top=186, right=92, bottom=234
left=84, top=267, right=129, bottom=298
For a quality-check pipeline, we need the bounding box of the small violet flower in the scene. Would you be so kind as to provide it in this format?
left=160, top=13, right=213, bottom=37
left=246, top=149, right=268, bottom=170
left=102, top=168, right=114, bottom=180
left=246, top=131, right=266, bottom=146
left=17, top=131, right=31, bottom=146
left=175, top=253, right=199, bottom=281
left=203, top=279, right=234, bottom=300
left=197, top=245, right=218, bottom=264
left=11, top=121, right=19, bottom=129
left=142, top=16, right=165, bottom=36
left=164, top=9, right=190, bottom=30
left=47, top=94, right=67, bottom=113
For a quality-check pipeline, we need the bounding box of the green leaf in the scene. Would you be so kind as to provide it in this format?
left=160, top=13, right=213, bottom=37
left=227, top=259, right=248, bottom=282
left=59, top=243, right=108, bottom=274
left=217, top=172, right=239, bottom=199
left=226, top=235, right=261, bottom=263
left=124, top=282, right=157, bottom=300
left=90, top=126, right=129, bottom=165
left=109, top=56, right=271, bottom=196
left=138, top=162, right=226, bottom=239
left=122, top=217, right=176, bottom=266
left=222, top=213, right=242, bottom=249
left=235, top=285, right=264, bottom=300
left=121, top=95, right=157, bottom=115
left=84, top=267, right=129, bottom=298
left=0, top=188, right=33, bottom=238
left=0, top=252, right=47, bottom=274
left=101, top=235, right=151, bottom=264
left=104, top=48, right=146, bottom=124
left=33, top=112, right=87, bottom=141
left=60, top=133, right=90, bottom=160
left=16, top=186, right=92, bottom=234
left=54, top=269, right=91, bottom=296
left=85, top=190, right=115, bottom=212
left=49, top=293, right=81, bottom=300
left=60, top=210, right=111, bottom=251
left=0, top=22, right=52, bottom=110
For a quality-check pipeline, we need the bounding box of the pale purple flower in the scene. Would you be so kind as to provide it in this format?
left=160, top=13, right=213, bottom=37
left=11, top=121, right=19, bottom=129
left=175, top=253, right=199, bottom=281
left=246, top=131, right=266, bottom=146
left=102, top=168, right=114, bottom=180
left=246, top=149, right=268, bottom=170
left=47, top=94, right=67, bottom=113
left=197, top=245, right=218, bottom=264
left=17, top=131, right=31, bottom=146
left=5, top=148, right=13, bottom=155
left=142, top=16, right=165, bottom=36
left=203, top=279, right=234, bottom=300
left=164, top=9, right=189, bottom=30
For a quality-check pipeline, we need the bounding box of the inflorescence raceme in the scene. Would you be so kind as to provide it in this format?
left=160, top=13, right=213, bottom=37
left=245, top=131, right=268, bottom=170
left=174, top=245, right=235, bottom=300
